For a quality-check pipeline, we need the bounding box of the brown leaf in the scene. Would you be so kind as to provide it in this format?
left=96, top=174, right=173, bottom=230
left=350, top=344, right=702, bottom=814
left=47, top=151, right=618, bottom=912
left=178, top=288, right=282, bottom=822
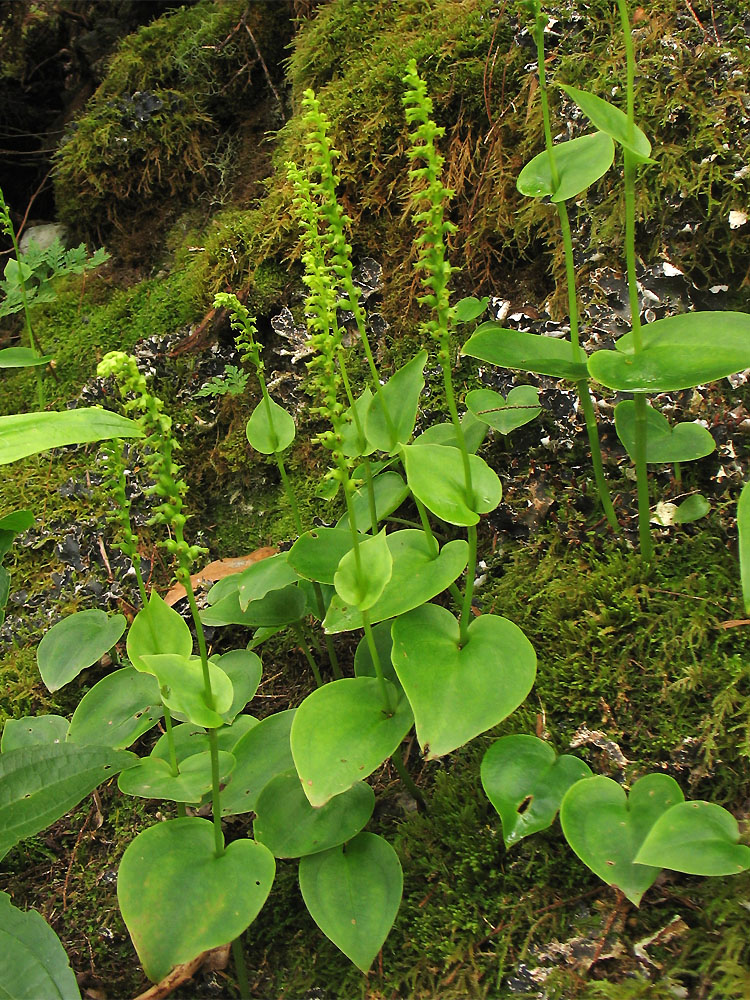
left=164, top=548, right=277, bottom=606
left=130, top=944, right=231, bottom=1000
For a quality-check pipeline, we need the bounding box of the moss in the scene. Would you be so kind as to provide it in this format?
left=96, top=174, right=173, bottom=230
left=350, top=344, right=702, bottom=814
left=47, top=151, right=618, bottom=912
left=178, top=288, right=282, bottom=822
left=53, top=0, right=293, bottom=249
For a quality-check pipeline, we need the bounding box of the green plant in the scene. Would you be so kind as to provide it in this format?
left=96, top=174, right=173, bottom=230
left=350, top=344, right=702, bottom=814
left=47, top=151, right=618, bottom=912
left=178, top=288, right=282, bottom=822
left=463, top=0, right=750, bottom=560
left=195, top=364, right=250, bottom=399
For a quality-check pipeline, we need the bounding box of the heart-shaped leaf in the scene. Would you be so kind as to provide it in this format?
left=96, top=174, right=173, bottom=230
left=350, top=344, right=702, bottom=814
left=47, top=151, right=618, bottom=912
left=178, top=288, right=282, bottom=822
left=559, top=85, right=653, bottom=162
left=288, top=528, right=355, bottom=584
left=66, top=667, right=162, bottom=749
left=391, top=604, right=535, bottom=759
left=0, top=408, right=143, bottom=465
left=221, top=709, right=296, bottom=815
left=117, top=817, right=275, bottom=982
left=560, top=773, right=685, bottom=905
left=298, top=832, right=402, bottom=972
left=401, top=443, right=501, bottom=526
left=236, top=553, right=299, bottom=610
left=674, top=493, right=710, bottom=524
left=291, top=678, right=413, bottom=807
left=1, top=715, right=69, bottom=752
left=246, top=397, right=295, bottom=454
left=481, top=735, right=592, bottom=848
left=517, top=131, right=615, bottom=201
left=614, top=401, right=715, bottom=464
left=0, top=891, right=81, bottom=999
left=324, top=532, right=468, bottom=633
left=365, top=351, right=427, bottom=453
left=337, top=471, right=410, bottom=531
left=455, top=296, right=490, bottom=323
left=634, top=800, right=750, bottom=876
left=211, top=649, right=262, bottom=722
left=466, top=386, right=542, bottom=435
left=333, top=528, right=392, bottom=611
left=200, top=583, right=306, bottom=628
left=462, top=323, right=589, bottom=380
left=0, top=347, right=54, bottom=368
left=0, top=509, right=35, bottom=535
left=0, top=743, right=135, bottom=858
left=413, top=410, right=487, bottom=453
left=588, top=311, right=750, bottom=392
left=139, top=654, right=233, bottom=729
left=254, top=771, right=375, bottom=858
left=127, top=591, right=193, bottom=672
left=37, top=610, right=126, bottom=692
left=118, top=750, right=235, bottom=803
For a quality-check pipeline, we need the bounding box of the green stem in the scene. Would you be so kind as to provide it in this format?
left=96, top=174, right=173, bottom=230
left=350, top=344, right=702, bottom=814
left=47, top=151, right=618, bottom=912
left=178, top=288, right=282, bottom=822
left=162, top=709, right=187, bottom=818
left=413, top=496, right=440, bottom=558
left=362, top=609, right=394, bottom=715
left=459, top=524, right=477, bottom=646
left=361, top=457, right=379, bottom=535
left=391, top=749, right=427, bottom=810
left=293, top=621, right=323, bottom=688
left=183, top=572, right=224, bottom=857
left=312, top=582, right=342, bottom=679
left=231, top=937, right=250, bottom=999
left=632, top=393, right=653, bottom=561
left=673, top=461, right=682, bottom=485
left=577, top=380, right=619, bottom=531
left=274, top=452, right=302, bottom=534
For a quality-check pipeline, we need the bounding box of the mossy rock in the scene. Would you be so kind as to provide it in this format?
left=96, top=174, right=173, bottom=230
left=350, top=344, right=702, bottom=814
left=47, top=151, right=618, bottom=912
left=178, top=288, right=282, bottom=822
left=53, top=0, right=292, bottom=249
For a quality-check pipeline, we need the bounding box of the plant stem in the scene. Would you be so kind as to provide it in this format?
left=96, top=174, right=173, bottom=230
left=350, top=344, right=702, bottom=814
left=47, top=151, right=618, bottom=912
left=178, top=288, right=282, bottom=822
left=292, top=621, right=323, bottom=687
left=391, top=748, right=427, bottom=810
left=459, top=524, right=477, bottom=646
left=632, top=392, right=653, bottom=559
left=231, top=935, right=250, bottom=999
left=362, top=609, right=394, bottom=715
left=162, top=709, right=187, bottom=819
left=183, top=572, right=225, bottom=857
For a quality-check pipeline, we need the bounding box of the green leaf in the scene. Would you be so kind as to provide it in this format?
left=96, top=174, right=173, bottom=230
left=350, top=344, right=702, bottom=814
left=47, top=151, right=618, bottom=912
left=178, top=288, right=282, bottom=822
left=739, top=481, right=750, bottom=615
left=340, top=388, right=375, bottom=458
left=674, top=494, right=710, bottom=524
left=0, top=891, right=81, bottom=999
left=150, top=717, right=258, bottom=765
left=288, top=528, right=355, bottom=584
left=481, top=736, right=592, bottom=848
left=634, top=801, right=750, bottom=876
left=0, top=565, right=8, bottom=621
left=127, top=591, right=193, bottom=672
left=236, top=553, right=299, bottom=610
left=517, top=131, right=615, bottom=201
left=353, top=621, right=401, bottom=690
left=338, top=471, right=410, bottom=531
left=66, top=667, right=163, bottom=749
left=118, top=750, right=235, bottom=803
left=4, top=257, right=32, bottom=284
left=413, top=410, right=488, bottom=453
left=0, top=348, right=54, bottom=368
left=365, top=351, right=428, bottom=453
left=200, top=583, right=306, bottom=628
left=254, top=771, right=375, bottom=858
left=1, top=716, right=69, bottom=752
left=588, top=312, right=750, bottom=392
left=462, top=323, right=589, bottom=380
left=324, top=531, right=468, bottom=633
left=117, top=817, right=275, bottom=982
left=401, top=443, right=501, bottom=526
left=0, top=408, right=143, bottom=465
left=246, top=397, right=296, bottom=454
left=466, top=385, right=542, bottom=435
left=0, top=743, right=135, bottom=858
left=455, top=296, right=489, bottom=323
left=0, top=509, right=35, bottom=533
left=333, top=528, right=392, bottom=611
left=220, top=709, right=296, bottom=815
left=558, top=84, right=653, bottom=161
left=37, top=610, right=126, bottom=692
left=299, top=832, right=402, bottom=972
left=140, top=654, right=233, bottom=729
left=614, top=401, right=716, bottom=464
left=291, top=678, right=413, bottom=807
left=391, top=604, right=536, bottom=759
left=211, top=649, right=262, bottom=722
left=560, top=773, right=685, bottom=905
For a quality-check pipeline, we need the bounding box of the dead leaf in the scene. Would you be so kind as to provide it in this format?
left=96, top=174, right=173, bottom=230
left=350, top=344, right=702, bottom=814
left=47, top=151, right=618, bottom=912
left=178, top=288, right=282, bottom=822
left=130, top=944, right=231, bottom=1000
left=164, top=548, right=277, bottom=606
